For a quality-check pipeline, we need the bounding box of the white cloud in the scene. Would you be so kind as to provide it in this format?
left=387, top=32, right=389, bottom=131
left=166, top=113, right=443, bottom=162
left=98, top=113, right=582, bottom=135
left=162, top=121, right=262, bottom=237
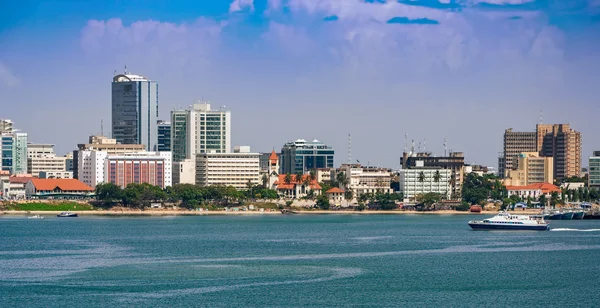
left=229, top=0, right=254, bottom=13
left=0, top=61, right=19, bottom=87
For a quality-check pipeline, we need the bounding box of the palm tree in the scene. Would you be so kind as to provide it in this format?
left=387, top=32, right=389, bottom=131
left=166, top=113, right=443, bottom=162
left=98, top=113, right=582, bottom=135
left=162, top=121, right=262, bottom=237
left=337, top=172, right=348, bottom=188
left=261, top=174, right=269, bottom=188
left=375, top=178, right=384, bottom=194
left=309, top=169, right=317, bottom=182
left=418, top=171, right=426, bottom=183
left=295, top=172, right=305, bottom=193
left=433, top=170, right=441, bottom=183
left=284, top=173, right=293, bottom=184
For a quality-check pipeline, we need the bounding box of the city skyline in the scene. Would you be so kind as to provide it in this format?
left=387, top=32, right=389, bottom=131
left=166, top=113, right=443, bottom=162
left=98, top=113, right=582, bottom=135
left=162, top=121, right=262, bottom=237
left=1, top=0, right=600, bottom=168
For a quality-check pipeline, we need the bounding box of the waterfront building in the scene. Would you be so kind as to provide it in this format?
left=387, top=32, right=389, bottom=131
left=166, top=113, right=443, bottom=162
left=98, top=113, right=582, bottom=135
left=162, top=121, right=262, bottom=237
left=73, top=135, right=145, bottom=179
left=171, top=102, right=231, bottom=162
left=326, top=187, right=345, bottom=204
left=2, top=175, right=33, bottom=199
left=111, top=72, right=158, bottom=151
left=279, top=139, right=334, bottom=175
left=498, top=129, right=537, bottom=178
left=25, top=178, right=94, bottom=199
left=589, top=151, right=600, bottom=189
left=27, top=144, right=67, bottom=177
left=505, top=183, right=560, bottom=200
left=157, top=120, right=171, bottom=152
left=195, top=147, right=259, bottom=190
left=401, top=151, right=464, bottom=199
left=1, top=132, right=28, bottom=174
left=503, top=152, right=553, bottom=186
left=0, top=170, right=8, bottom=199
left=105, top=152, right=172, bottom=189
left=399, top=161, right=452, bottom=201
left=536, top=124, right=581, bottom=181
left=173, top=158, right=196, bottom=185
left=272, top=174, right=321, bottom=199
left=338, top=164, right=393, bottom=198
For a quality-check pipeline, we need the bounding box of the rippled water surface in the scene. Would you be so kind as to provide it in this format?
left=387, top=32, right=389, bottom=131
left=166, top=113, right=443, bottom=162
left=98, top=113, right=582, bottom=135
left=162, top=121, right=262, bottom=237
left=1, top=214, right=600, bottom=307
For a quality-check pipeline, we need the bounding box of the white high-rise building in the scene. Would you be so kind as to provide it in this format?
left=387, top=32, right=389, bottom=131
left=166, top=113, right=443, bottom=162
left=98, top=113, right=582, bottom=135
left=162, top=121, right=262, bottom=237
left=171, top=102, right=231, bottom=162
left=77, top=150, right=108, bottom=188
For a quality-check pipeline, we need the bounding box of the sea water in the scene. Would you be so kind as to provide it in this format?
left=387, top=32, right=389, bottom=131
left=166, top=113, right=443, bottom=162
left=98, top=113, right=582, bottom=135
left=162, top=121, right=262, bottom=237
left=1, top=214, right=600, bottom=307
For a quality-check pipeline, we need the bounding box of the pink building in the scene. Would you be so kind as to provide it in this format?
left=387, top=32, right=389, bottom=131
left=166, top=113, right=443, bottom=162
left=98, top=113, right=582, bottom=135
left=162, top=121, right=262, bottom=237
left=105, top=152, right=172, bottom=189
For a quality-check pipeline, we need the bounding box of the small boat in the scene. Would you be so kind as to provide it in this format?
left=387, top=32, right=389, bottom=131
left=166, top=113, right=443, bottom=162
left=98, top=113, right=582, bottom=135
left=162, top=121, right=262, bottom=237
left=280, top=209, right=297, bottom=214
left=57, top=212, right=78, bottom=217
left=572, top=211, right=585, bottom=220
left=468, top=211, right=549, bottom=231
left=549, top=211, right=562, bottom=220
left=560, top=211, right=574, bottom=220
left=28, top=215, right=44, bottom=219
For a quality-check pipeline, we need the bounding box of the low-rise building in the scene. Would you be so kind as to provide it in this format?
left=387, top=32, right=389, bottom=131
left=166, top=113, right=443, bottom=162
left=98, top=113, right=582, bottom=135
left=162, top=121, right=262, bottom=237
left=195, top=148, right=260, bottom=190
left=26, top=178, right=94, bottom=199
left=272, top=174, right=321, bottom=199
left=326, top=187, right=345, bottom=204
left=506, top=183, right=560, bottom=199
left=3, top=175, right=33, bottom=199
left=73, top=135, right=146, bottom=179
left=315, top=168, right=334, bottom=183
left=338, top=164, right=393, bottom=198
left=173, top=158, right=196, bottom=185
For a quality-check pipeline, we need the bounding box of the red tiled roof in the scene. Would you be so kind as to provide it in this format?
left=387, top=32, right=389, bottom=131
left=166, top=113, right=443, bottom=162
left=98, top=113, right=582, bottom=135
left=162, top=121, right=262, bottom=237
left=29, top=179, right=94, bottom=191
left=326, top=187, right=345, bottom=193
left=9, top=176, right=34, bottom=184
left=269, top=150, right=278, bottom=164
left=506, top=183, right=560, bottom=194
left=276, top=174, right=321, bottom=190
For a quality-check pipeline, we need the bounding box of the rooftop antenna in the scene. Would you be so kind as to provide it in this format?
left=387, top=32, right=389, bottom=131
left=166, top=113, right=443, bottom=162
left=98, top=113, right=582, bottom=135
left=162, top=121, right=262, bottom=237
left=101, top=119, right=104, bottom=136
left=539, top=109, right=543, bottom=124
left=411, top=139, right=415, bottom=155
left=113, top=69, right=117, bottom=76
left=444, top=137, right=448, bottom=156
left=347, top=134, right=352, bottom=164
left=124, top=65, right=128, bottom=74
left=423, top=138, right=427, bottom=153
left=404, top=133, right=408, bottom=154
left=418, top=141, right=421, bottom=153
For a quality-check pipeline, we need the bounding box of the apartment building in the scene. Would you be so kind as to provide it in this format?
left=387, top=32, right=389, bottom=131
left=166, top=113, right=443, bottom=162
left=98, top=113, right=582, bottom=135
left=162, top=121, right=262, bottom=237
left=27, top=144, right=67, bottom=177
left=399, top=161, right=452, bottom=201
left=503, top=152, right=553, bottom=186
left=589, top=151, right=600, bottom=189
left=195, top=147, right=259, bottom=190
left=499, top=129, right=537, bottom=178
left=105, top=152, right=172, bottom=189
left=536, top=124, right=581, bottom=181
left=338, top=164, right=393, bottom=197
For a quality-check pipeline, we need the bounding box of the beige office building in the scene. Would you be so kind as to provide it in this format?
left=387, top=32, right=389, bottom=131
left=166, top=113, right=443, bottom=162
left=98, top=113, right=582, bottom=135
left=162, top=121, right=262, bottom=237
left=504, top=152, right=553, bottom=186
left=338, top=164, right=393, bottom=197
left=27, top=144, right=67, bottom=177
left=195, top=148, right=259, bottom=190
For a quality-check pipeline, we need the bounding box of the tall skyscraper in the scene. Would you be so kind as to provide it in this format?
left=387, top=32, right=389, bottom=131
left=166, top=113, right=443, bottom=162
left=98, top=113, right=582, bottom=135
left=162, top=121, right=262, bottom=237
left=280, top=139, right=334, bottom=174
left=111, top=72, right=158, bottom=151
left=157, top=120, right=171, bottom=152
left=536, top=124, right=581, bottom=181
left=170, top=102, right=231, bottom=162
left=499, top=129, right=537, bottom=178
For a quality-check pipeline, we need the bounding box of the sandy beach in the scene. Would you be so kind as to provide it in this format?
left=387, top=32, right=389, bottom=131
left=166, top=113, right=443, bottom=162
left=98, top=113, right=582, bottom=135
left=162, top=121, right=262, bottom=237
left=1, top=209, right=544, bottom=216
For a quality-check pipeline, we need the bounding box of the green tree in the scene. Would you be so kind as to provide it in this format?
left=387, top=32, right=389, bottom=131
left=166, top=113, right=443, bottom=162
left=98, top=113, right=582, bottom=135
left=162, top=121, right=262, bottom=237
left=433, top=170, right=441, bottom=183
left=261, top=174, right=269, bottom=188
left=316, top=195, right=330, bottom=210
left=95, top=182, right=123, bottom=204
left=539, top=194, right=547, bottom=208
left=550, top=191, right=559, bottom=206
left=284, top=173, right=293, bottom=185
left=336, top=172, right=348, bottom=188
left=416, top=192, right=441, bottom=211
left=418, top=171, right=426, bottom=183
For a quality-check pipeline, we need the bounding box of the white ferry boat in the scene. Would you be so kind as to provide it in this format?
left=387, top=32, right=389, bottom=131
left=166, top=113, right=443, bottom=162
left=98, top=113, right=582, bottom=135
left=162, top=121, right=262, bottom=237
left=468, top=211, right=549, bottom=231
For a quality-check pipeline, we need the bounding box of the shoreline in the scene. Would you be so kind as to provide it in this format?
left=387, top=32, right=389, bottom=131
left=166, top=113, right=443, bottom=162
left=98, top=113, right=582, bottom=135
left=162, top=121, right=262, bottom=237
left=1, top=209, right=543, bottom=216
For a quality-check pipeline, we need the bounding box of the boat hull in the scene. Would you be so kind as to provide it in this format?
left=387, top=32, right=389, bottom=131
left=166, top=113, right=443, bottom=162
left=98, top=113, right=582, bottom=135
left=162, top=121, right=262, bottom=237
left=469, top=223, right=549, bottom=231
left=572, top=212, right=585, bottom=220
left=560, top=212, right=574, bottom=220
left=549, top=214, right=562, bottom=220
left=57, top=214, right=78, bottom=217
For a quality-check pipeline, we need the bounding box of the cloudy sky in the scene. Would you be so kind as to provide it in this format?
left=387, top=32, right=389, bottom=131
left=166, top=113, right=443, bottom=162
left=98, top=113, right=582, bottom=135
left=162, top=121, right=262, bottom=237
left=1, top=0, right=599, bottom=168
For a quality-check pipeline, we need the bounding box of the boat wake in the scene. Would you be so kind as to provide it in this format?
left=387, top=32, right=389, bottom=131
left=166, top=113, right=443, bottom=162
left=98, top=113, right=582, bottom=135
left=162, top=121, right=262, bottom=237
left=551, top=228, right=600, bottom=232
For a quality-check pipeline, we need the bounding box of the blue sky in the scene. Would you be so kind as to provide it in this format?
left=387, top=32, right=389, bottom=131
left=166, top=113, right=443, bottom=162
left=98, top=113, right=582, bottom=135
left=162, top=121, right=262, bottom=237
left=1, top=0, right=600, bottom=168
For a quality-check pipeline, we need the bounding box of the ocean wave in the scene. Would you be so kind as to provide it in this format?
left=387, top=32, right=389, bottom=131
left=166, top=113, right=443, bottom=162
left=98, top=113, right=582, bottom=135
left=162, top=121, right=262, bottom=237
left=550, top=228, right=600, bottom=232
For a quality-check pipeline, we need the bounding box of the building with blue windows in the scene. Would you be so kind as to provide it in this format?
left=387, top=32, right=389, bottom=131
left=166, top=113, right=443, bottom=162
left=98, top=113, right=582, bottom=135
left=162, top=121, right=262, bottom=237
left=280, top=139, right=334, bottom=175
left=112, top=72, right=158, bottom=151
left=157, top=120, right=171, bottom=152
left=1, top=132, right=28, bottom=174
